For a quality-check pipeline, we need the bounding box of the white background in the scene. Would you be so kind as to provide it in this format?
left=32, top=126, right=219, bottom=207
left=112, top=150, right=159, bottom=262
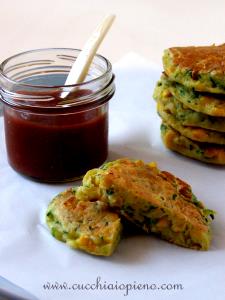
left=0, top=0, right=225, bottom=65
left=0, top=1, right=225, bottom=299
left=0, top=54, right=225, bottom=300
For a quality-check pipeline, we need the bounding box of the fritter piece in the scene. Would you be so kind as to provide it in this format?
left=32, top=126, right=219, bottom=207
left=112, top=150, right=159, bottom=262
left=46, top=188, right=122, bottom=256
left=156, top=74, right=225, bottom=117
left=161, top=122, right=225, bottom=165
left=154, top=85, right=225, bottom=132
left=80, top=159, right=215, bottom=250
left=157, top=100, right=225, bottom=144
left=163, top=44, right=225, bottom=94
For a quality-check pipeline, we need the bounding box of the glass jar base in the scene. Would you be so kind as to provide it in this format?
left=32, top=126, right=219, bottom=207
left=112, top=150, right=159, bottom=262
left=10, top=167, right=83, bottom=183
left=8, top=159, right=107, bottom=183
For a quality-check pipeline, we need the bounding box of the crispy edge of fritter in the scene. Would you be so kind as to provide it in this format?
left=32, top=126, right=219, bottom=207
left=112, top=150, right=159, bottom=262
left=161, top=122, right=225, bottom=165
left=157, top=100, right=225, bottom=145
left=158, top=74, right=225, bottom=117
left=154, top=83, right=225, bottom=132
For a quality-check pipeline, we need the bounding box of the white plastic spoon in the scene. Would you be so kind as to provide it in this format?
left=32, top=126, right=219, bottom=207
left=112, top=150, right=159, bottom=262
left=61, top=14, right=115, bottom=99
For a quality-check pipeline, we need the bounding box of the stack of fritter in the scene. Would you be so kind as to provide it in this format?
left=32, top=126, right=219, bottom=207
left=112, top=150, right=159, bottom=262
left=154, top=44, right=225, bottom=164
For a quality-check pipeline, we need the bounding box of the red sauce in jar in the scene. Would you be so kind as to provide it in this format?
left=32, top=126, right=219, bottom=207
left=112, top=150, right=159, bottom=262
left=3, top=89, right=110, bottom=182
left=0, top=49, right=115, bottom=182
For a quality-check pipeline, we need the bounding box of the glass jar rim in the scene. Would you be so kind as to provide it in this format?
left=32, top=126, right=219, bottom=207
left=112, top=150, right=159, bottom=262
left=0, top=47, right=112, bottom=89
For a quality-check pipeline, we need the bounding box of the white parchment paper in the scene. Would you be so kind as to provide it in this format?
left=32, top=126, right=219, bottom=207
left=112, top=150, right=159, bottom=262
left=0, top=53, right=224, bottom=300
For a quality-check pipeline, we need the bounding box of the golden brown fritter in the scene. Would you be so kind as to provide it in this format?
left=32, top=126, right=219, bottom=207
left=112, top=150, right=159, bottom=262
left=46, top=188, right=122, bottom=256
left=80, top=159, right=215, bottom=250
left=161, top=122, right=225, bottom=165
left=163, top=44, right=225, bottom=93
left=157, top=100, right=225, bottom=144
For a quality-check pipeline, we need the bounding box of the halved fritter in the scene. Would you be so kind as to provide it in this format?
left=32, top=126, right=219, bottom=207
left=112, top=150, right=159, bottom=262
left=163, top=44, right=225, bottom=94
left=158, top=100, right=225, bottom=144
left=157, top=74, right=225, bottom=117
left=80, top=158, right=214, bottom=250
left=154, top=86, right=225, bottom=132
left=46, top=188, right=122, bottom=256
left=161, top=122, right=225, bottom=165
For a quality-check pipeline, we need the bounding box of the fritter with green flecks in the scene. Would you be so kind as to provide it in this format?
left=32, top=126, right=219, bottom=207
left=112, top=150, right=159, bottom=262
left=161, top=122, right=225, bottom=165
left=154, top=84, right=225, bottom=132
left=157, top=100, right=225, bottom=144
left=163, top=44, right=225, bottom=94
left=157, top=74, right=225, bottom=117
left=46, top=188, right=122, bottom=256
left=79, top=158, right=215, bottom=250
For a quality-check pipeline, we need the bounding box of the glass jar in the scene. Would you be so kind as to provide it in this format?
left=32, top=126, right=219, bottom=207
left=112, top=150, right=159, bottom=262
left=0, top=48, right=115, bottom=182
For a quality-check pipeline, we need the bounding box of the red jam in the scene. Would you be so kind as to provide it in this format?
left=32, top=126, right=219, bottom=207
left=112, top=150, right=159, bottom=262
left=0, top=48, right=115, bottom=182
left=3, top=85, right=112, bottom=182
left=4, top=97, right=108, bottom=182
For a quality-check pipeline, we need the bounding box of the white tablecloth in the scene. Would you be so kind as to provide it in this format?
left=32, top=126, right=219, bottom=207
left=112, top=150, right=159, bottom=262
left=0, top=54, right=224, bottom=300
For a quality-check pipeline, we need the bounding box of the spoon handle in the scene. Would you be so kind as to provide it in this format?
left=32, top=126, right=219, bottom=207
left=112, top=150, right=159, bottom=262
left=62, top=14, right=115, bottom=99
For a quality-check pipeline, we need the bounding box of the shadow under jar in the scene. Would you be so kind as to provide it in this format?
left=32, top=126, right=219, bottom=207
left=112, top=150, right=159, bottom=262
left=0, top=48, right=115, bottom=182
